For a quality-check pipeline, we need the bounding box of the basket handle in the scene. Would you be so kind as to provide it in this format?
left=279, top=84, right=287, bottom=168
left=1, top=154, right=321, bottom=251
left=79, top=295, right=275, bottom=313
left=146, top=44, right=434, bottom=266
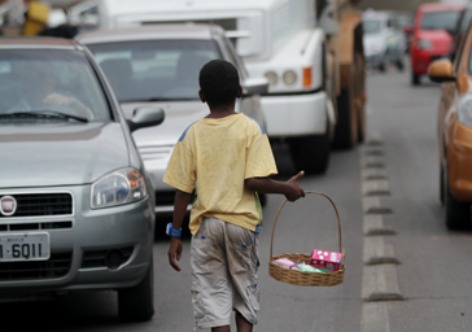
left=269, top=191, right=343, bottom=260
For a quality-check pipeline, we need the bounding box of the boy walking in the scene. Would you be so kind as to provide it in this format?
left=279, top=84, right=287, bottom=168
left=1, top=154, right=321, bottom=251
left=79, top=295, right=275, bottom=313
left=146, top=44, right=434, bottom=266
left=164, top=59, right=305, bottom=332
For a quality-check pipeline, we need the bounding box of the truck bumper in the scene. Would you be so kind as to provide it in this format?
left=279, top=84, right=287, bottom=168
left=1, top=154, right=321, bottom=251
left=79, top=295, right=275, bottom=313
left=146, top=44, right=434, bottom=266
left=260, top=90, right=328, bottom=138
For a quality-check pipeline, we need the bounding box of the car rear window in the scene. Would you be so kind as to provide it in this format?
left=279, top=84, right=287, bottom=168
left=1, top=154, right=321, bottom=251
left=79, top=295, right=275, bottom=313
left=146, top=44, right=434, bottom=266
left=86, top=39, right=222, bottom=102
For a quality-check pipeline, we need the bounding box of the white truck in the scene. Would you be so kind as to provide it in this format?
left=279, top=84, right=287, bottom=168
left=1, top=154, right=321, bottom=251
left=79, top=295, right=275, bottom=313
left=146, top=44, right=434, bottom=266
left=69, top=0, right=366, bottom=174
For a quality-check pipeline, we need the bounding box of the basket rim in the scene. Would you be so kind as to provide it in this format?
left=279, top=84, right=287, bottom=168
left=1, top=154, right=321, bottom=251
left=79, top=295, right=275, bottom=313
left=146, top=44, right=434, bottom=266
left=269, top=191, right=344, bottom=262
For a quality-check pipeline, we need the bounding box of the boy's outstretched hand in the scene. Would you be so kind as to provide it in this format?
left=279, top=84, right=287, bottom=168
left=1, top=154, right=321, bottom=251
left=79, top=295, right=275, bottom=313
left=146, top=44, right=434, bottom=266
left=285, top=170, right=306, bottom=201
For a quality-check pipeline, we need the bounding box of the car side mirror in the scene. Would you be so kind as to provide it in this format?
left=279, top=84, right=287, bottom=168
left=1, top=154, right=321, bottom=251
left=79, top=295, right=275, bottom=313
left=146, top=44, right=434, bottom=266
left=428, top=59, right=455, bottom=83
left=242, top=77, right=269, bottom=96
left=127, top=106, right=165, bottom=132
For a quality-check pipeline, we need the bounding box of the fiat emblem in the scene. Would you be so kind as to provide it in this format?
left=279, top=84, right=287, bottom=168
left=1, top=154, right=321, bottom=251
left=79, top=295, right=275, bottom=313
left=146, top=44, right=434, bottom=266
left=0, top=196, right=17, bottom=216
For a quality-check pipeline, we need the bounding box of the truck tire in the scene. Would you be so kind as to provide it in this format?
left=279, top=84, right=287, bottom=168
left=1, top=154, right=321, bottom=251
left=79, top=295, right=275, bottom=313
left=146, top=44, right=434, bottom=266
left=288, top=129, right=330, bottom=175
left=333, top=87, right=358, bottom=150
left=118, top=258, right=155, bottom=322
left=445, top=177, right=471, bottom=230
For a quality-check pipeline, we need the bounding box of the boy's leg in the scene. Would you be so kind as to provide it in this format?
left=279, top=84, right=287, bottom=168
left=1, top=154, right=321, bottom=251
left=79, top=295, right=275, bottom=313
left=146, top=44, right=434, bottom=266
left=212, top=326, right=231, bottom=332
left=236, top=311, right=253, bottom=332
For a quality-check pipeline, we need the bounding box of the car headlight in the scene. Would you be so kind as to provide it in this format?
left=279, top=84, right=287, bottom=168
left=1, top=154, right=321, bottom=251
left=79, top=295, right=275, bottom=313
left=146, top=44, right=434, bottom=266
left=416, top=39, right=432, bottom=50
left=91, top=168, right=147, bottom=209
left=458, top=95, right=472, bottom=127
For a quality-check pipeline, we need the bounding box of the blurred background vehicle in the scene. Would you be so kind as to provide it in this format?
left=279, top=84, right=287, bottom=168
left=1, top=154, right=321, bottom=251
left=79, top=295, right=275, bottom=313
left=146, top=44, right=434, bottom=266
left=450, top=3, right=472, bottom=60
left=362, top=9, right=406, bottom=72
left=409, top=2, right=464, bottom=85
left=428, top=22, right=472, bottom=230
left=76, top=24, right=269, bottom=229
left=0, top=36, right=164, bottom=321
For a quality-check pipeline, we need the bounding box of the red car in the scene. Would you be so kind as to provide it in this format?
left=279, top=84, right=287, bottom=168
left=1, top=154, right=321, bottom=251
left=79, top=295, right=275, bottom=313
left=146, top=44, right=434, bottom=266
left=408, top=2, right=464, bottom=85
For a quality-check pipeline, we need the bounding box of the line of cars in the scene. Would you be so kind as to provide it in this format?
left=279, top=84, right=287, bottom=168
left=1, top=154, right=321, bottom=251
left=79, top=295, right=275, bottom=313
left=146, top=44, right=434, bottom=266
left=0, top=20, right=268, bottom=322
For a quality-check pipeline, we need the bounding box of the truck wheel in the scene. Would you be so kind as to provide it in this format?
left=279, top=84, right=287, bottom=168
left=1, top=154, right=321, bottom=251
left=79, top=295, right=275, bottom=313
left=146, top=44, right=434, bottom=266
left=445, top=177, right=471, bottom=230
left=118, top=258, right=155, bottom=322
left=288, top=131, right=330, bottom=175
left=333, top=87, right=357, bottom=150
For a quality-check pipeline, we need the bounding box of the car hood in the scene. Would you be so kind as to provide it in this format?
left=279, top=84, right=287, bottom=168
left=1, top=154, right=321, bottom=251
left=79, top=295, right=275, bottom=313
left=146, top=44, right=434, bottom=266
left=0, top=122, right=130, bottom=188
left=120, top=100, right=208, bottom=148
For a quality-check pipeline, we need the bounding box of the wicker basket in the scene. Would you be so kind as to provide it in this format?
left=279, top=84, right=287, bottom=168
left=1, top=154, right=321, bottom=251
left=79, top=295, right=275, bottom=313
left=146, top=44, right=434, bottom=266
left=268, top=191, right=345, bottom=287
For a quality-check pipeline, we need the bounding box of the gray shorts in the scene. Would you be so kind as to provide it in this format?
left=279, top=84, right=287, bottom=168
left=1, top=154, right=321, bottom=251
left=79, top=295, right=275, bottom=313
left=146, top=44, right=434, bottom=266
left=190, top=217, right=260, bottom=329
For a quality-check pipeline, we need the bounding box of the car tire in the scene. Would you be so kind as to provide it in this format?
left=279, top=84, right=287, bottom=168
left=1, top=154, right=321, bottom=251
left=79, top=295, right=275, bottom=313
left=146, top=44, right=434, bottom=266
left=445, top=177, right=471, bottom=230
left=118, top=257, right=155, bottom=322
left=411, top=72, right=420, bottom=85
left=396, top=59, right=404, bottom=71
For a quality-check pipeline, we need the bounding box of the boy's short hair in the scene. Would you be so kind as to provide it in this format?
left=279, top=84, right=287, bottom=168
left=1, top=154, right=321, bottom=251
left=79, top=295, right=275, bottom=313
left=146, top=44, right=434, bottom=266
left=199, top=59, right=240, bottom=107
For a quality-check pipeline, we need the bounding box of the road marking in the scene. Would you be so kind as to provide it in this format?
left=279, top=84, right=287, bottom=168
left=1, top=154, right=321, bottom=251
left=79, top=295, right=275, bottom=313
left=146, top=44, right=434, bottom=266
left=360, top=134, right=403, bottom=332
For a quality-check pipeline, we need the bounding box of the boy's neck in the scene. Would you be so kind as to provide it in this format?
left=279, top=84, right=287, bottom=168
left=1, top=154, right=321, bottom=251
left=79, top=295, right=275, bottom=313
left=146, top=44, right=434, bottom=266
left=206, top=104, right=237, bottom=119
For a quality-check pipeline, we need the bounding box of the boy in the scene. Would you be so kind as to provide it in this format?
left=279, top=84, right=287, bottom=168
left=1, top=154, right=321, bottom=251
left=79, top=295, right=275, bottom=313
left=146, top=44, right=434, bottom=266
left=164, top=59, right=305, bottom=332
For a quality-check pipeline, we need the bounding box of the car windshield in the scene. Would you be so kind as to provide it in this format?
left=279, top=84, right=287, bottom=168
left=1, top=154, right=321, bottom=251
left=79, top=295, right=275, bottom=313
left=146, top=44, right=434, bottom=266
left=0, top=49, right=110, bottom=123
left=363, top=19, right=383, bottom=35
left=421, top=10, right=462, bottom=32
left=87, top=39, right=222, bottom=102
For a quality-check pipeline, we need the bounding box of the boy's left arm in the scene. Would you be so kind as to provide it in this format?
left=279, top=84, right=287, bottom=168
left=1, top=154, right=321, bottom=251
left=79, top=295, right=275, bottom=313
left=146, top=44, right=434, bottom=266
left=168, top=190, right=193, bottom=272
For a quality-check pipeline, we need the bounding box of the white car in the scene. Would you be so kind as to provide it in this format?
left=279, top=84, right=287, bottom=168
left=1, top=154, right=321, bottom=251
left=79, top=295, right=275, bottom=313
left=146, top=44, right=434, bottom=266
left=363, top=10, right=406, bottom=72
left=76, top=24, right=268, bottom=224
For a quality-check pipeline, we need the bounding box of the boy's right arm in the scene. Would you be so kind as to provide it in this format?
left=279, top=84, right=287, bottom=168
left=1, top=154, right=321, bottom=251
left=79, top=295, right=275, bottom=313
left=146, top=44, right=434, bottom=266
left=245, top=170, right=306, bottom=201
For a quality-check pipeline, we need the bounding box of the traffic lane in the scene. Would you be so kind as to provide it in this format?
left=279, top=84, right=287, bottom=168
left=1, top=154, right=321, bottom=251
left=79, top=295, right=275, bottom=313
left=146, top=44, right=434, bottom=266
left=365, top=67, right=472, bottom=331
left=154, top=143, right=365, bottom=332
left=0, top=143, right=365, bottom=331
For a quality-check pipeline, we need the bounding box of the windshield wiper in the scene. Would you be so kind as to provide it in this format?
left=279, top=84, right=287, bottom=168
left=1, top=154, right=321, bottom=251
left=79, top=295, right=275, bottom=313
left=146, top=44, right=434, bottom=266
left=0, top=111, right=89, bottom=123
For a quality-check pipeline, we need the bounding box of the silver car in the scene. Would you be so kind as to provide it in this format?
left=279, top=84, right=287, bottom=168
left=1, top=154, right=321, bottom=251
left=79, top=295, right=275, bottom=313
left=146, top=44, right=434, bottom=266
left=0, top=37, right=164, bottom=321
left=77, top=24, right=268, bottom=220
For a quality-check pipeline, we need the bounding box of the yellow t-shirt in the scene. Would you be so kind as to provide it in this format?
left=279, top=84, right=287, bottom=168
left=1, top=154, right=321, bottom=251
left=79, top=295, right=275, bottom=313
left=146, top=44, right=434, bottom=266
left=163, top=113, right=277, bottom=235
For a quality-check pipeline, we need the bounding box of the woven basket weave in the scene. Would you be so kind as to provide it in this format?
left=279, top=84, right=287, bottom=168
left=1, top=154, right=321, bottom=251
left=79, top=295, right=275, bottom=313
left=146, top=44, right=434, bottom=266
left=268, top=191, right=345, bottom=287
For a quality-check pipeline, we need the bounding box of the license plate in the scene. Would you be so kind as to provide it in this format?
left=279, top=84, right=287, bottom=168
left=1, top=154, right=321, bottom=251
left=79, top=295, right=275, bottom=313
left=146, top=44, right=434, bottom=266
left=0, top=232, right=50, bottom=262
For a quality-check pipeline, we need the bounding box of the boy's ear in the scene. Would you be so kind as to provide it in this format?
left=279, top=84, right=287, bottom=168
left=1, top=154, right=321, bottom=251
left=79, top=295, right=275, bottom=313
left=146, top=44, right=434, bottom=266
left=236, top=86, right=242, bottom=98
left=199, top=90, right=206, bottom=103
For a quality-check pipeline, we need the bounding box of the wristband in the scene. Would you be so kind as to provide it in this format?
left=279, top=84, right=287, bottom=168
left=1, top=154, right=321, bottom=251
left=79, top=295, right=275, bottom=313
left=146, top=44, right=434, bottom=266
left=166, top=222, right=182, bottom=237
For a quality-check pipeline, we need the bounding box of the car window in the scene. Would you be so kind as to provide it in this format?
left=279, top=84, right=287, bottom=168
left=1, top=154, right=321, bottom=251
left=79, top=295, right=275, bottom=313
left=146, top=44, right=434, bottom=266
left=420, top=10, right=461, bottom=33
left=363, top=19, right=383, bottom=34
left=0, top=49, right=110, bottom=122
left=87, top=39, right=222, bottom=102
left=221, top=36, right=249, bottom=80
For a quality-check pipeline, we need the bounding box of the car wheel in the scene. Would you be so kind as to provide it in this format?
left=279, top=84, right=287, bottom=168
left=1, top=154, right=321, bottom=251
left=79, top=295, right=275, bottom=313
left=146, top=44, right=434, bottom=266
left=378, top=61, right=386, bottom=72
left=411, top=72, right=420, bottom=85
left=118, top=257, right=155, bottom=322
left=396, top=59, right=404, bottom=71
left=333, top=87, right=358, bottom=149
left=445, top=177, right=471, bottom=230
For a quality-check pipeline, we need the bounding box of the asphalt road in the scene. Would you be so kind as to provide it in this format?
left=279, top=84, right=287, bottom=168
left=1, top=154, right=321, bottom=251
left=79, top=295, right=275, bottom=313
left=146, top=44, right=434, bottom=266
left=2, top=59, right=472, bottom=332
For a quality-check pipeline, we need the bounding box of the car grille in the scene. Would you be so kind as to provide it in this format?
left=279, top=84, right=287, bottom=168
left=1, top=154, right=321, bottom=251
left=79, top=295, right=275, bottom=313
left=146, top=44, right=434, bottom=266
left=0, top=193, right=73, bottom=218
left=156, top=190, right=177, bottom=207
left=0, top=252, right=72, bottom=281
left=0, top=221, right=72, bottom=232
left=138, top=145, right=173, bottom=161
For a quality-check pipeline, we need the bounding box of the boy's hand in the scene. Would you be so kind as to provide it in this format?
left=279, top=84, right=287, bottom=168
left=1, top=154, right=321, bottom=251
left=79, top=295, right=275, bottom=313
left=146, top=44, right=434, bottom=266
left=285, top=170, right=306, bottom=201
left=168, top=237, right=183, bottom=271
